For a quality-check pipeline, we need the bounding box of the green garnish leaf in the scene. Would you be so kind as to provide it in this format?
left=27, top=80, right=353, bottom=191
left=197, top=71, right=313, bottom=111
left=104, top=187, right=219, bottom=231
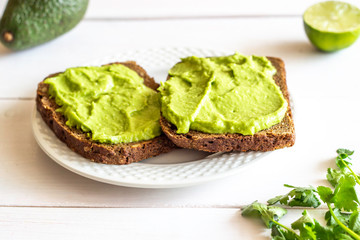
left=336, top=156, right=351, bottom=170
left=241, top=149, right=360, bottom=240
left=267, top=184, right=321, bottom=208
left=325, top=208, right=350, bottom=227
left=336, top=148, right=354, bottom=170
left=333, top=174, right=359, bottom=211
left=324, top=208, right=352, bottom=237
left=327, top=168, right=348, bottom=187
left=337, top=234, right=356, bottom=240
left=337, top=149, right=355, bottom=156
left=271, top=225, right=298, bottom=240
left=349, top=210, right=360, bottom=234
left=291, top=210, right=339, bottom=240
left=291, top=210, right=314, bottom=229
left=241, top=201, right=287, bottom=228
left=291, top=210, right=316, bottom=239
left=319, top=175, right=359, bottom=212
left=313, top=220, right=341, bottom=240
left=317, top=186, right=334, bottom=203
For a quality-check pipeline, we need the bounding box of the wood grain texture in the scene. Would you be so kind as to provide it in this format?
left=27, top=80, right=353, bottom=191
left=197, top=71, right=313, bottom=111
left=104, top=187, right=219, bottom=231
left=5, top=0, right=360, bottom=21
left=0, top=2, right=360, bottom=238
left=84, top=0, right=360, bottom=18
left=0, top=208, right=328, bottom=240
left=1, top=18, right=360, bottom=99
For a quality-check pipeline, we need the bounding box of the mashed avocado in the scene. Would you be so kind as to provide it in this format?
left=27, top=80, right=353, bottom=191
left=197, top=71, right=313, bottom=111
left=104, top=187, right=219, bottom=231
left=158, top=53, right=288, bottom=135
left=45, top=64, right=161, bottom=144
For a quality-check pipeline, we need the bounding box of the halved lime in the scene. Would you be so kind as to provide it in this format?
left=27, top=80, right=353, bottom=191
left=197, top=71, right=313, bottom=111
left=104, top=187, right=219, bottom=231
left=303, top=1, right=360, bottom=52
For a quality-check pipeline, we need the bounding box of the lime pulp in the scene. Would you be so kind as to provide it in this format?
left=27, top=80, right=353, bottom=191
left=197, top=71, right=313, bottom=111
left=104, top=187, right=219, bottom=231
left=303, top=1, right=360, bottom=52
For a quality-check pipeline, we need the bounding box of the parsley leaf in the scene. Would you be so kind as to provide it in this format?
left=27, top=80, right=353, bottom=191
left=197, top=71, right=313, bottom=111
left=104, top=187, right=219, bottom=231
left=267, top=184, right=321, bottom=208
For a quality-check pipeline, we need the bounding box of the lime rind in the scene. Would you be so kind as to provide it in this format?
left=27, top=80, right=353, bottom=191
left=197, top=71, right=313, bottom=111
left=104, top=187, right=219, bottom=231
left=303, top=1, right=360, bottom=52
left=304, top=21, right=360, bottom=51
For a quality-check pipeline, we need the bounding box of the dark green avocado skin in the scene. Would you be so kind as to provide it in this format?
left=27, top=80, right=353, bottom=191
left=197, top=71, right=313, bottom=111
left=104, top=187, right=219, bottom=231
left=0, top=0, right=89, bottom=51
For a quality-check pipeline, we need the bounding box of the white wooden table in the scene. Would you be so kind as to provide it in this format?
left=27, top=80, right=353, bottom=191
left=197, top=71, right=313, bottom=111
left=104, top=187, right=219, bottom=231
left=1, top=0, right=360, bottom=239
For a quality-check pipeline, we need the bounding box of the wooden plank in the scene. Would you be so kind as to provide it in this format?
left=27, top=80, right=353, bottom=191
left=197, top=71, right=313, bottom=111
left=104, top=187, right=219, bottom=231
left=89, top=0, right=360, bottom=19
left=2, top=0, right=359, bottom=19
left=1, top=17, right=360, bottom=98
left=0, top=207, right=328, bottom=240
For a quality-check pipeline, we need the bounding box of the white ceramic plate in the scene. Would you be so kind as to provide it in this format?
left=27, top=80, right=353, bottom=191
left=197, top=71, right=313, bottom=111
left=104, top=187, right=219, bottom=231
left=32, top=47, right=271, bottom=188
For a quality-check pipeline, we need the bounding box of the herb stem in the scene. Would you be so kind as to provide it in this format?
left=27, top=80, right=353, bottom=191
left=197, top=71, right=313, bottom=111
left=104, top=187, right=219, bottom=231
left=342, top=159, right=360, bottom=185
left=327, top=203, right=360, bottom=240
left=272, top=219, right=301, bottom=239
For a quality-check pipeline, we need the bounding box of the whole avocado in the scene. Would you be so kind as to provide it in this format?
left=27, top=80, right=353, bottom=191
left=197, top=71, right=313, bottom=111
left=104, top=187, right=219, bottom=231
left=0, top=0, right=88, bottom=51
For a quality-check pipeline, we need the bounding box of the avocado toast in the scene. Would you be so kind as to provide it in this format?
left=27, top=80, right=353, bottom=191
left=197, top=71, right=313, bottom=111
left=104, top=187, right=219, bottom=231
left=36, top=61, right=175, bottom=165
left=159, top=55, right=295, bottom=152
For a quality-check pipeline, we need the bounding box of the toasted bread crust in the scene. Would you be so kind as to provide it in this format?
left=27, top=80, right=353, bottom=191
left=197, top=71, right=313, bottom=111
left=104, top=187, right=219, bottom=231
left=160, top=57, right=295, bottom=152
left=36, top=61, right=176, bottom=165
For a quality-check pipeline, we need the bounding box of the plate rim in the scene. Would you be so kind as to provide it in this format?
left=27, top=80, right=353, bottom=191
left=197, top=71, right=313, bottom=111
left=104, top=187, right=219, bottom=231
left=32, top=106, right=269, bottom=188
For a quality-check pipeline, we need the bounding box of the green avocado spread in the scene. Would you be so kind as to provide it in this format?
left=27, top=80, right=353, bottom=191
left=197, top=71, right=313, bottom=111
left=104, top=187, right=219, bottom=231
left=44, top=64, right=161, bottom=144
left=158, top=53, right=288, bottom=135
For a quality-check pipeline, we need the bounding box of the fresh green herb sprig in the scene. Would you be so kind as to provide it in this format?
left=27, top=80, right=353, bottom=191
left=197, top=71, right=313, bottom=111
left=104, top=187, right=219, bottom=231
left=267, top=185, right=321, bottom=208
left=241, top=149, right=360, bottom=239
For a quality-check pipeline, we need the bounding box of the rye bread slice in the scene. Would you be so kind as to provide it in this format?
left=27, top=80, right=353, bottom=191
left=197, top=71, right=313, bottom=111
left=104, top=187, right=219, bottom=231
left=36, top=61, right=176, bottom=165
left=160, top=57, right=295, bottom=152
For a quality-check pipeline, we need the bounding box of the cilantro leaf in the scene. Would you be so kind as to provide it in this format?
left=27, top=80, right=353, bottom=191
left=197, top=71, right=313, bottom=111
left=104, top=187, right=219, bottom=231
left=267, top=184, right=321, bottom=208
left=241, top=148, right=360, bottom=240
left=318, top=175, right=359, bottom=212
left=327, top=168, right=348, bottom=187
left=291, top=210, right=316, bottom=239
left=335, top=149, right=360, bottom=188
left=291, top=210, right=340, bottom=240
left=291, top=210, right=314, bottom=229
left=312, top=220, right=339, bottom=240
left=333, top=174, right=360, bottom=211
left=325, top=208, right=350, bottom=227
left=324, top=208, right=354, bottom=238
left=349, top=210, right=360, bottom=234
left=317, top=186, right=334, bottom=203
left=337, top=149, right=355, bottom=156
left=337, top=234, right=355, bottom=240
left=336, top=156, right=352, bottom=170
left=336, top=148, right=354, bottom=170
left=267, top=195, right=284, bottom=206
left=241, top=201, right=287, bottom=228
left=271, top=225, right=298, bottom=240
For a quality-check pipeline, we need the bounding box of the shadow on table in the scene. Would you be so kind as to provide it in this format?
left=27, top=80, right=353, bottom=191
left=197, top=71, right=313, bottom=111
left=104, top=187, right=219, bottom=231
left=314, top=156, right=338, bottom=187
left=234, top=210, right=271, bottom=239
left=250, top=40, right=335, bottom=61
